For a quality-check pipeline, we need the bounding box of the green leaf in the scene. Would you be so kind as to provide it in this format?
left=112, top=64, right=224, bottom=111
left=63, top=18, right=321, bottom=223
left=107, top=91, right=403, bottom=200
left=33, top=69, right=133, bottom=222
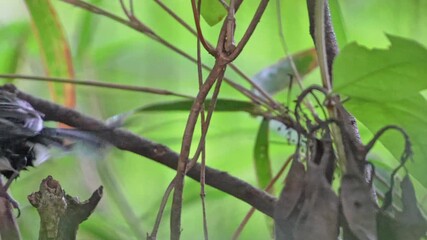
left=254, top=118, right=273, bottom=190
left=253, top=49, right=318, bottom=95
left=201, top=0, right=228, bottom=26
left=334, top=36, right=427, bottom=101
left=329, top=0, right=348, bottom=48
left=334, top=35, right=427, bottom=187
left=25, top=0, right=76, bottom=108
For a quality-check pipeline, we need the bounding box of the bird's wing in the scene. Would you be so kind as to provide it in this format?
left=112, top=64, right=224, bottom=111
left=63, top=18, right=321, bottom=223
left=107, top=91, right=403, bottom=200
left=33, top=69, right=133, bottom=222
left=0, top=91, right=43, bottom=140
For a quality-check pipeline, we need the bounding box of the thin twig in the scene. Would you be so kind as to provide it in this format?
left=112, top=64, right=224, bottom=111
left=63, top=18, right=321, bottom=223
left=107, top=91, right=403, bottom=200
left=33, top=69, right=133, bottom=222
left=154, top=0, right=278, bottom=109
left=0, top=74, right=192, bottom=98
left=154, top=0, right=197, bottom=36
left=200, top=150, right=209, bottom=240
left=195, top=1, right=209, bottom=237
left=226, top=0, right=271, bottom=61
left=170, top=62, right=226, bottom=240
left=313, top=0, right=331, bottom=90
left=219, top=0, right=229, bottom=9
left=148, top=179, right=176, bottom=240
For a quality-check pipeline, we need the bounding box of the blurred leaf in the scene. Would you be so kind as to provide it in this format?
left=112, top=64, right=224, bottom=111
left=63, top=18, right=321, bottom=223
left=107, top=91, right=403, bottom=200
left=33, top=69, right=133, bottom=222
left=377, top=175, right=427, bottom=240
left=0, top=22, right=30, bottom=79
left=334, top=35, right=427, bottom=187
left=329, top=0, right=348, bottom=48
left=254, top=118, right=273, bottom=190
left=253, top=48, right=318, bottom=95
left=80, top=216, right=124, bottom=240
left=135, top=99, right=260, bottom=113
left=75, top=0, right=101, bottom=60
left=201, top=0, right=228, bottom=26
left=254, top=118, right=274, bottom=235
left=25, top=0, right=76, bottom=108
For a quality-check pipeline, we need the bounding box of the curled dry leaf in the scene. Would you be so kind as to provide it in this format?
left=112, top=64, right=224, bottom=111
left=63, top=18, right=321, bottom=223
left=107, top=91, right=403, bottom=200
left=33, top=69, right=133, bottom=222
left=341, top=174, right=378, bottom=240
left=275, top=137, right=339, bottom=240
left=274, top=159, right=305, bottom=240
left=293, top=138, right=339, bottom=240
left=377, top=175, right=427, bottom=240
left=336, top=101, right=378, bottom=240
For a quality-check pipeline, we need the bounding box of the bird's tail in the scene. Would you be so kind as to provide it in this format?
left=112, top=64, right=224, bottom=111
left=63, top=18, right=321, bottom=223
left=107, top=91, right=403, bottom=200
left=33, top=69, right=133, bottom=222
left=37, top=127, right=105, bottom=148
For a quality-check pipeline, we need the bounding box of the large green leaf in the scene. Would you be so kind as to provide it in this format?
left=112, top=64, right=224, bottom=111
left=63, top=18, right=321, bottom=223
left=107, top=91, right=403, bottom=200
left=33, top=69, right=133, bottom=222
left=253, top=49, right=318, bottom=96
left=329, top=0, right=348, bottom=48
left=25, top=0, right=76, bottom=108
left=336, top=0, right=427, bottom=48
left=335, top=36, right=427, bottom=101
left=334, top=35, right=427, bottom=187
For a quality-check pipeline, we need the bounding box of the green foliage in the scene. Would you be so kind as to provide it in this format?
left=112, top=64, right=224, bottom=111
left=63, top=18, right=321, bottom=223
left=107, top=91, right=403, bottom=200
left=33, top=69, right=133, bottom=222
left=200, top=0, right=228, bottom=26
left=253, top=49, right=318, bottom=95
left=254, top=118, right=272, bottom=190
left=0, top=22, right=29, bottom=78
left=24, top=0, right=75, bottom=107
left=334, top=35, right=427, bottom=187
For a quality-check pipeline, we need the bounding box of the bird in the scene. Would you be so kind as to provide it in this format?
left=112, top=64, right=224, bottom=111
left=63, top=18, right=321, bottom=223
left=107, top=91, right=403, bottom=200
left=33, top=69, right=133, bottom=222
left=0, top=89, right=101, bottom=212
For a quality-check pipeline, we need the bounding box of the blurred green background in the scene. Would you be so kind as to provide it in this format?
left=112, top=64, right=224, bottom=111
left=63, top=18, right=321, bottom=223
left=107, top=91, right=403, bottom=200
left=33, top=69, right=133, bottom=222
left=0, top=0, right=426, bottom=239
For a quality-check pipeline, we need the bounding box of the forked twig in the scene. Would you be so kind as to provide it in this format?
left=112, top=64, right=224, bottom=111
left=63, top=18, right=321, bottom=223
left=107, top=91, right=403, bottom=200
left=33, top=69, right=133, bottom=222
left=62, top=0, right=276, bottom=111
left=191, top=0, right=216, bottom=56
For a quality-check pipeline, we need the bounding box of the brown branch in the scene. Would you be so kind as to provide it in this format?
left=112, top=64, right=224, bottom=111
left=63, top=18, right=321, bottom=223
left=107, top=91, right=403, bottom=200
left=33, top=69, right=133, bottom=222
left=1, top=85, right=276, bottom=218
left=194, top=6, right=209, bottom=238
left=306, top=0, right=365, bottom=176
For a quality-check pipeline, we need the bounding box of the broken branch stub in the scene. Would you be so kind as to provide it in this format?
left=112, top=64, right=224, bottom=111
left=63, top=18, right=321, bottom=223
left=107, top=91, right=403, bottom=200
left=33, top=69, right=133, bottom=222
left=28, top=176, right=103, bottom=240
